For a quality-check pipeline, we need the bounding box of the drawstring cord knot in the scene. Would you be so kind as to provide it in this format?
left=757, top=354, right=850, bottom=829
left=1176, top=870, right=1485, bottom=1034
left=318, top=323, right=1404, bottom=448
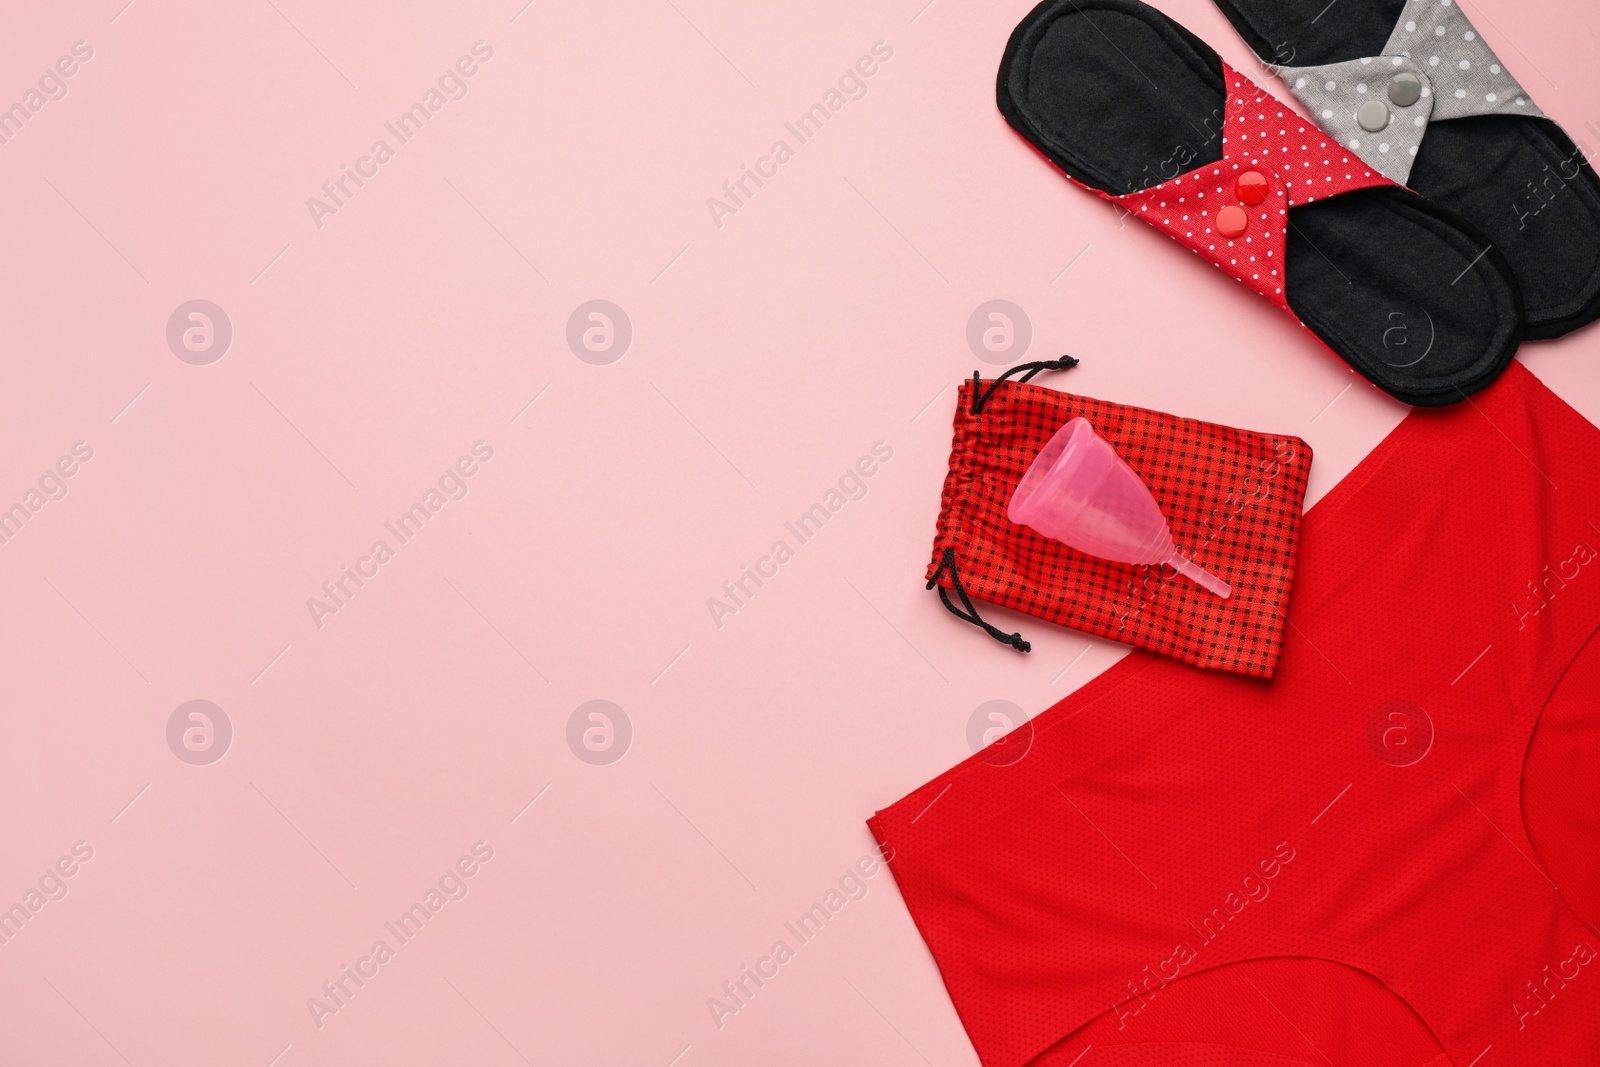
left=970, top=355, right=1080, bottom=416
left=932, top=357, right=1080, bottom=652
left=928, top=547, right=1032, bottom=653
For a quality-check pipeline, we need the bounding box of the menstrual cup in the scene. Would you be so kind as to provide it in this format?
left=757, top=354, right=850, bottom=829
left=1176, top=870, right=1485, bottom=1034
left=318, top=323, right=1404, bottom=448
left=1008, top=418, right=1232, bottom=599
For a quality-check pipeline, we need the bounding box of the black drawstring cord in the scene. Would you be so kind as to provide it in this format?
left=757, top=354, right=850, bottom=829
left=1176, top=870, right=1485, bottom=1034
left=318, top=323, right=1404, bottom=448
left=929, top=357, right=1077, bottom=652
left=970, top=355, right=1080, bottom=416
left=927, top=547, right=1031, bottom=653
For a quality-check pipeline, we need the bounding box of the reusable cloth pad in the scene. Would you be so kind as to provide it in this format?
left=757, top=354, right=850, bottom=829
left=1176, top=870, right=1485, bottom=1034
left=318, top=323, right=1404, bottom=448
left=1211, top=0, right=1600, bottom=338
left=927, top=366, right=1311, bottom=677
left=997, top=0, right=1528, bottom=405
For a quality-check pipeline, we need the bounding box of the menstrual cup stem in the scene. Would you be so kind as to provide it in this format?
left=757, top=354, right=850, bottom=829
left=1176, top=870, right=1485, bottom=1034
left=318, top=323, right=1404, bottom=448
left=1169, top=555, right=1231, bottom=599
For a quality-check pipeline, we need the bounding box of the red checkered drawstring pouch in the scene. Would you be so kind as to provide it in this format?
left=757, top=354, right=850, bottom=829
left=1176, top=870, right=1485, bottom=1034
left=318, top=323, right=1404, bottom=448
left=927, top=359, right=1313, bottom=677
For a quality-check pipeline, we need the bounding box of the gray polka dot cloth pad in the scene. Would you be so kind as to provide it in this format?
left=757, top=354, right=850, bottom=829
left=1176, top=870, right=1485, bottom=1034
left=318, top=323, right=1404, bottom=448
left=1210, top=0, right=1600, bottom=340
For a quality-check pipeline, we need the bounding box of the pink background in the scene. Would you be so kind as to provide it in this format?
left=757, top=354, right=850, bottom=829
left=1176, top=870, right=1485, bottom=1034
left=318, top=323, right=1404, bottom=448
left=2, top=0, right=1598, bottom=1063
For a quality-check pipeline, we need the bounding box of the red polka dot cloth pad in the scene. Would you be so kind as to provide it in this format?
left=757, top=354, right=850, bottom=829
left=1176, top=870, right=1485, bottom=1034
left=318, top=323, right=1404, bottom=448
left=1025, top=59, right=1390, bottom=312
left=927, top=373, right=1311, bottom=677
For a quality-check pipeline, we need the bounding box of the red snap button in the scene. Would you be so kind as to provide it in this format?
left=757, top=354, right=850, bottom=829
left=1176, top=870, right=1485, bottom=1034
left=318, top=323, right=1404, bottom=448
left=1235, top=171, right=1269, bottom=205
left=1216, top=205, right=1249, bottom=239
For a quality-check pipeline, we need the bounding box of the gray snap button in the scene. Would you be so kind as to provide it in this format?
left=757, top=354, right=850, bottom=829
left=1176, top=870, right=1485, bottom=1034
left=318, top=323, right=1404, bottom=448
left=1357, top=99, right=1391, bottom=132
left=1388, top=72, right=1422, bottom=107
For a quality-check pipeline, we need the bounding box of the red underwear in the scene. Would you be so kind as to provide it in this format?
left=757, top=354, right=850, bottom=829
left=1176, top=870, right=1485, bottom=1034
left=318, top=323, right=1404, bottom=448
left=870, top=360, right=1600, bottom=1067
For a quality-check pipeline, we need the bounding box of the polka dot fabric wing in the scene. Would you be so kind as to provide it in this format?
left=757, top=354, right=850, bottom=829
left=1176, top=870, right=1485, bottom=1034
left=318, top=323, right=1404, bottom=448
left=1111, top=61, right=1390, bottom=309
left=1275, top=1, right=1545, bottom=185
left=927, top=374, right=1311, bottom=677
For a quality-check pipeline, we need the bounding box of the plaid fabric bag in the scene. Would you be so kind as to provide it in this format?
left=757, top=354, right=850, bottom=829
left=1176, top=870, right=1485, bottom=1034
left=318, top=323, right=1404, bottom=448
left=927, top=359, right=1312, bottom=677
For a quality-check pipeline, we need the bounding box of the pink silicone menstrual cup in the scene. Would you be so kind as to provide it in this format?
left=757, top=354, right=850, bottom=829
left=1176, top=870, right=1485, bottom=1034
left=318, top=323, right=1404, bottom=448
left=1007, top=418, right=1231, bottom=598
